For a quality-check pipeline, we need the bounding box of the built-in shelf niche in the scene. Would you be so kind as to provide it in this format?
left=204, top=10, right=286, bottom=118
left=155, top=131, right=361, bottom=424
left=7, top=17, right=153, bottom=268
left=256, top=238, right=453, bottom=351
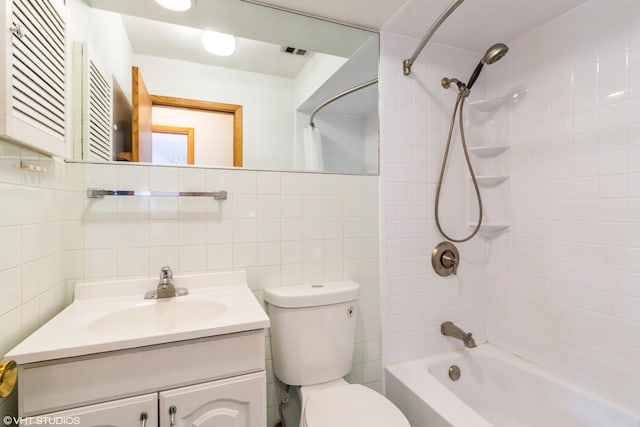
left=467, top=87, right=528, bottom=113
left=467, top=223, right=510, bottom=235
left=472, top=175, right=509, bottom=187
left=465, top=88, right=526, bottom=238
left=469, top=145, right=509, bottom=157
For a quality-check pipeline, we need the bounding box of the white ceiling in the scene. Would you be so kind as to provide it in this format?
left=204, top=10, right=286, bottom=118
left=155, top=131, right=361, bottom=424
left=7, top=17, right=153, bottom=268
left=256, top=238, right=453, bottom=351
left=88, top=0, right=375, bottom=78
left=87, top=0, right=591, bottom=78
left=242, top=0, right=408, bottom=30
left=384, top=0, right=588, bottom=52
left=120, top=15, right=313, bottom=78
left=82, top=0, right=593, bottom=120
left=254, top=0, right=589, bottom=53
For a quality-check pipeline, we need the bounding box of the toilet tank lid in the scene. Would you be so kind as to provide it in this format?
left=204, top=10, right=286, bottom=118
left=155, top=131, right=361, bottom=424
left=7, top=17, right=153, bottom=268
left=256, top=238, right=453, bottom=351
left=264, top=281, right=359, bottom=308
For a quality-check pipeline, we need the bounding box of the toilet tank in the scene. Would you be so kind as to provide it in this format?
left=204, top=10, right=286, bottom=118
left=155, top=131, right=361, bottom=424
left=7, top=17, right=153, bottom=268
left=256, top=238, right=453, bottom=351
left=264, top=281, right=359, bottom=386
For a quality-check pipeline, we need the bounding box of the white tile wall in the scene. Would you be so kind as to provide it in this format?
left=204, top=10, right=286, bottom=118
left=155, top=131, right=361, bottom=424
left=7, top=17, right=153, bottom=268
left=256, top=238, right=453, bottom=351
left=5, top=0, right=638, bottom=422
left=0, top=140, right=71, bottom=358
left=0, top=158, right=381, bottom=426
left=485, top=0, right=640, bottom=411
left=380, top=33, right=489, bottom=365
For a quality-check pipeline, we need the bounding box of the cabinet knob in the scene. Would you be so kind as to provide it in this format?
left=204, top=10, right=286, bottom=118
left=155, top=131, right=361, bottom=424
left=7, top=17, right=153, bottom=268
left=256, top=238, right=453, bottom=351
left=169, top=405, right=177, bottom=427
left=10, top=24, right=26, bottom=39
left=139, top=411, right=148, bottom=427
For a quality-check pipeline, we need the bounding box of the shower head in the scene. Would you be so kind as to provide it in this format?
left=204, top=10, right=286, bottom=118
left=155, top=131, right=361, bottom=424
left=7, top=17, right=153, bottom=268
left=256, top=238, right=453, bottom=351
left=482, top=43, right=509, bottom=65
left=466, top=43, right=509, bottom=90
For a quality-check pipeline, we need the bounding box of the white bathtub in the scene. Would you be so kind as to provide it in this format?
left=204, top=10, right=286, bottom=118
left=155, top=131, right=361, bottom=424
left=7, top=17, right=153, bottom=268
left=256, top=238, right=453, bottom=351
left=385, top=344, right=639, bottom=427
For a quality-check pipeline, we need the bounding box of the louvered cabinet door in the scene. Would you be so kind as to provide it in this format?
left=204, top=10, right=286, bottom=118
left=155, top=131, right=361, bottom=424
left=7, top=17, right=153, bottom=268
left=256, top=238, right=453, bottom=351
left=72, top=41, right=113, bottom=161
left=1, top=0, right=67, bottom=158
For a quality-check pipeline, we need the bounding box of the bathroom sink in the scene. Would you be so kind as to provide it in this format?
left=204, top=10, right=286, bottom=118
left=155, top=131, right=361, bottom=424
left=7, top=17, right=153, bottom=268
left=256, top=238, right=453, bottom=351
left=5, top=271, right=270, bottom=364
left=88, top=300, right=226, bottom=336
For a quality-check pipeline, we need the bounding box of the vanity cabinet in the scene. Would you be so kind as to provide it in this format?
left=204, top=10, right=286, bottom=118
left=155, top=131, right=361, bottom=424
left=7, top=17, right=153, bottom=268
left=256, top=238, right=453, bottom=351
left=39, top=372, right=265, bottom=427
left=7, top=272, right=270, bottom=427
left=0, top=0, right=68, bottom=157
left=18, top=330, right=267, bottom=427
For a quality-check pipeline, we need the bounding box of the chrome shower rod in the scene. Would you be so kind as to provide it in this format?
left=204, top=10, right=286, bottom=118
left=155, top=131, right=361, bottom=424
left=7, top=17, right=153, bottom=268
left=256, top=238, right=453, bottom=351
left=310, top=78, right=378, bottom=127
left=403, top=0, right=465, bottom=76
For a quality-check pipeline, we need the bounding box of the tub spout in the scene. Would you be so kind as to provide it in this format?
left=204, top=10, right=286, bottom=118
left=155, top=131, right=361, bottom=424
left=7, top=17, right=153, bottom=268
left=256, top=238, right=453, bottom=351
left=441, top=321, right=476, bottom=348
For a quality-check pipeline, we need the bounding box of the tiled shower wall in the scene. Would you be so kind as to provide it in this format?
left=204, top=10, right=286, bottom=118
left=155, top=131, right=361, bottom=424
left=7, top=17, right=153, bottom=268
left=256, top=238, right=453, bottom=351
left=486, top=0, right=640, bottom=410
left=0, top=145, right=381, bottom=426
left=380, top=33, right=489, bottom=365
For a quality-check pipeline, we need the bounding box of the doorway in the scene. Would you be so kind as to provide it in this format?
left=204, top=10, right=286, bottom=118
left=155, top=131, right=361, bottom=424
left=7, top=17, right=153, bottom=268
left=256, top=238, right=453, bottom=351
left=130, top=66, right=243, bottom=166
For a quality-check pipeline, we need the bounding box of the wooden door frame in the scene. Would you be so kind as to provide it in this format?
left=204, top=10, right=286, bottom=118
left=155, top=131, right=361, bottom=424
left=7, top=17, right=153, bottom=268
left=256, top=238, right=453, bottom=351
left=150, top=95, right=243, bottom=167
left=151, top=125, right=195, bottom=165
left=132, top=66, right=152, bottom=163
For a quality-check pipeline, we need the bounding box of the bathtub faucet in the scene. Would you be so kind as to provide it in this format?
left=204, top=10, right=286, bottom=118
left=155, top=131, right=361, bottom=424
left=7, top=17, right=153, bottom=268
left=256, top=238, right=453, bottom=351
left=441, top=321, right=477, bottom=348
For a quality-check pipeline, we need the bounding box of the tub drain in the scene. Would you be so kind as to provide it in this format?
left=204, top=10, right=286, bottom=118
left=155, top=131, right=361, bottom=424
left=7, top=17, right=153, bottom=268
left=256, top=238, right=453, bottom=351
left=448, top=365, right=461, bottom=381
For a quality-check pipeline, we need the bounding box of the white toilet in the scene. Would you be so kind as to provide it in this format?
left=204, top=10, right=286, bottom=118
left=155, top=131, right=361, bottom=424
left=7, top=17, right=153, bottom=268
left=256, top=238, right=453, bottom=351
left=264, top=281, right=410, bottom=427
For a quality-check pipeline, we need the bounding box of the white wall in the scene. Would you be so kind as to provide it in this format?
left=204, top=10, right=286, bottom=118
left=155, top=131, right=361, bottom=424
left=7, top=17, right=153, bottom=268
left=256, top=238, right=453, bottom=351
left=133, top=55, right=295, bottom=172
left=379, top=32, right=488, bottom=365
left=293, top=53, right=348, bottom=109
left=72, top=162, right=381, bottom=426
left=0, top=139, right=74, bottom=422
left=380, top=0, right=640, bottom=412
left=485, top=0, right=640, bottom=411
left=67, top=0, right=133, bottom=101
left=364, top=111, right=379, bottom=174
left=0, top=141, right=72, bottom=358
left=296, top=112, right=372, bottom=174
left=0, top=140, right=382, bottom=427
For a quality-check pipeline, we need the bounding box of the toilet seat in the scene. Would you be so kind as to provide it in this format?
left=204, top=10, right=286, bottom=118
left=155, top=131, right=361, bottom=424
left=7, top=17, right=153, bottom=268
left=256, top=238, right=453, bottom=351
left=302, top=384, right=409, bottom=427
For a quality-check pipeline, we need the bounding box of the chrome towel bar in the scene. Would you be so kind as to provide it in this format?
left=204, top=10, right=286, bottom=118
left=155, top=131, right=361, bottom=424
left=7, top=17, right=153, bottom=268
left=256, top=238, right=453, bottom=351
left=87, top=188, right=228, bottom=200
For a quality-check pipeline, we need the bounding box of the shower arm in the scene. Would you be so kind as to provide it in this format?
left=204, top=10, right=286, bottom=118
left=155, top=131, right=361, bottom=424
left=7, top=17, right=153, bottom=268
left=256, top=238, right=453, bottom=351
left=309, top=78, right=378, bottom=128
left=402, top=0, right=465, bottom=76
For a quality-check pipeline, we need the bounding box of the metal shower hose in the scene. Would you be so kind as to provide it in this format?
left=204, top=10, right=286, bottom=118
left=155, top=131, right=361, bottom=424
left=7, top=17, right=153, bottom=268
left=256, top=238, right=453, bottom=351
left=434, top=90, right=483, bottom=242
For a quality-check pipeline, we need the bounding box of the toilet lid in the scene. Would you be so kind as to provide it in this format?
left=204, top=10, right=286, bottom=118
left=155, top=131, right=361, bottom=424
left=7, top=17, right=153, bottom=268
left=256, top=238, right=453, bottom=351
left=304, top=384, right=409, bottom=427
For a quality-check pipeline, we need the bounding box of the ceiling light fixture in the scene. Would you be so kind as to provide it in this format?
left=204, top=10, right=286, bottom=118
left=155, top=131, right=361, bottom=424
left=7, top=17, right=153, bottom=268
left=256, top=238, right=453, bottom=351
left=202, top=30, right=236, bottom=56
left=154, top=0, right=193, bottom=12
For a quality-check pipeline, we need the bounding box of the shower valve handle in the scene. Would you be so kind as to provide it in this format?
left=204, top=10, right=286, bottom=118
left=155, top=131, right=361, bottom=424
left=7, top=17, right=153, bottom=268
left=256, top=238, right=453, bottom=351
left=441, top=250, right=458, bottom=275
left=432, top=242, right=460, bottom=277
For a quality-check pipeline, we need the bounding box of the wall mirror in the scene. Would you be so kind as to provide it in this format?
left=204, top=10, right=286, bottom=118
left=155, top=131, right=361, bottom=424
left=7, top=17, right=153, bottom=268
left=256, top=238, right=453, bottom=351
left=68, top=0, right=379, bottom=175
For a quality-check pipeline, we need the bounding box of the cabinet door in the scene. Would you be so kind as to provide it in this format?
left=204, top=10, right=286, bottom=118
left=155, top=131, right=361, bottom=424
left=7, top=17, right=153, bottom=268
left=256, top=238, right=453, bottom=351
left=38, top=393, right=157, bottom=427
left=159, top=371, right=266, bottom=427
left=4, top=0, right=68, bottom=157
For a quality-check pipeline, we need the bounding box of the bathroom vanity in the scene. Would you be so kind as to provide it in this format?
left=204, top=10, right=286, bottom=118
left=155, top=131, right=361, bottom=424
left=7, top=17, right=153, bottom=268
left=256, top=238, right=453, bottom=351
left=6, top=271, right=269, bottom=426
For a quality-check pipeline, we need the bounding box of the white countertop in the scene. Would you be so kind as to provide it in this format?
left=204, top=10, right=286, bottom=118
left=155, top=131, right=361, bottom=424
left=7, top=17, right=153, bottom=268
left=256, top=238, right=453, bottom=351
left=6, top=271, right=269, bottom=365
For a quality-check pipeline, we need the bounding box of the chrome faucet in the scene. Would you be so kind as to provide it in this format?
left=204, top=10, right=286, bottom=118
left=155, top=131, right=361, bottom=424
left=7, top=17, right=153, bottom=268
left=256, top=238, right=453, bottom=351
left=157, top=266, right=176, bottom=298
left=144, top=266, right=189, bottom=299
left=441, top=321, right=477, bottom=348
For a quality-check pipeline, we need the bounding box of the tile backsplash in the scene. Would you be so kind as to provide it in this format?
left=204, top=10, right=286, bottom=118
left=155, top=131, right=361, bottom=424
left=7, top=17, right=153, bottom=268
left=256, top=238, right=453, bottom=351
left=0, top=141, right=70, bottom=358
left=0, top=142, right=381, bottom=426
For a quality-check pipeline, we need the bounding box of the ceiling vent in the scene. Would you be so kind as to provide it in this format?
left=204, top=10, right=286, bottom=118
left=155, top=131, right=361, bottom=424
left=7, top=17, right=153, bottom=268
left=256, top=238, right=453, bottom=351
left=280, top=46, right=309, bottom=56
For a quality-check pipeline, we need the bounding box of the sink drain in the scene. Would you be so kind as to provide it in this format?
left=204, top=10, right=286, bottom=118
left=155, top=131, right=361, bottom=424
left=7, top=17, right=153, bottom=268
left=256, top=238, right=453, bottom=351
left=449, top=365, right=461, bottom=381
